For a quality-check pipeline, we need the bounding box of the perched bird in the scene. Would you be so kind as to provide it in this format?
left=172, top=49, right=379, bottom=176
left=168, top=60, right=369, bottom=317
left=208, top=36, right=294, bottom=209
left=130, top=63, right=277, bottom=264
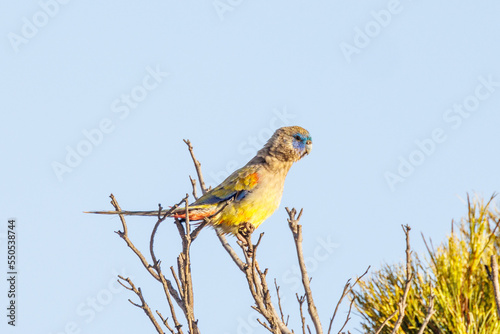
left=87, top=126, right=312, bottom=241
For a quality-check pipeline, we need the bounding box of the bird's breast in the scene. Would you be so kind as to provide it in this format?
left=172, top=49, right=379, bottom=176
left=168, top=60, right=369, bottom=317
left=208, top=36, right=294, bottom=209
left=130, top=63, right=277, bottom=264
left=214, top=169, right=288, bottom=234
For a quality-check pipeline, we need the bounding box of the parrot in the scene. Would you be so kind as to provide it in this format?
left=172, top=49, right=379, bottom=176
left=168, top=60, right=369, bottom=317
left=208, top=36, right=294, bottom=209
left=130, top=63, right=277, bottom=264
left=86, top=126, right=312, bottom=241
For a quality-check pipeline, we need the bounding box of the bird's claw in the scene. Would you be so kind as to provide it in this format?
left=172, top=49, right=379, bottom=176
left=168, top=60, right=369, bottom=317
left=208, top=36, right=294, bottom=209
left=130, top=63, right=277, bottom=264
left=237, top=222, right=255, bottom=253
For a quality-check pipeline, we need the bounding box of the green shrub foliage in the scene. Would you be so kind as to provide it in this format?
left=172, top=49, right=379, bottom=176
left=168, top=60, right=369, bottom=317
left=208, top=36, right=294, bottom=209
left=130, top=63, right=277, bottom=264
left=354, top=195, right=500, bottom=334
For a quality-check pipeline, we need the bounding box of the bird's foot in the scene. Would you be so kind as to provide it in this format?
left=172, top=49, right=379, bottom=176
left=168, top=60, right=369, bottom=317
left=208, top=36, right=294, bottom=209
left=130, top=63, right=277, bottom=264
left=236, top=233, right=248, bottom=245
left=237, top=222, right=255, bottom=254
left=237, top=222, right=255, bottom=239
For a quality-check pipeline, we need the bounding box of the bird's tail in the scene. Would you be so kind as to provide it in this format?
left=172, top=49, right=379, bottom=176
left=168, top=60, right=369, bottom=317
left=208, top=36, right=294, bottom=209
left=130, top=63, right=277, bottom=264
left=84, top=210, right=170, bottom=216
left=85, top=205, right=218, bottom=221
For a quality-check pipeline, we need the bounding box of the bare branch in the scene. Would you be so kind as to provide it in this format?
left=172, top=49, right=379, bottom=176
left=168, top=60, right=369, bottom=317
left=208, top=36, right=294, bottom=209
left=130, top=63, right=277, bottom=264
left=374, top=309, right=398, bottom=334
left=110, top=194, right=159, bottom=280
left=337, top=298, right=354, bottom=334
left=155, top=263, right=184, bottom=332
left=111, top=192, right=189, bottom=334
left=166, top=275, right=183, bottom=306
left=417, top=288, right=435, bottom=334
left=327, top=281, right=350, bottom=334
left=144, top=196, right=189, bottom=333
left=390, top=225, right=413, bottom=334
left=256, top=318, right=275, bottom=332
left=286, top=207, right=323, bottom=334
left=275, top=279, right=287, bottom=325
left=216, top=231, right=246, bottom=271
left=150, top=196, right=189, bottom=270
left=328, top=266, right=370, bottom=334
left=218, top=228, right=292, bottom=333
left=189, top=175, right=198, bottom=200
left=118, top=276, right=164, bottom=334
left=156, top=310, right=175, bottom=334
left=373, top=225, right=414, bottom=334
left=183, top=139, right=208, bottom=195
left=165, top=197, right=200, bottom=334
left=110, top=191, right=196, bottom=333
left=190, top=218, right=209, bottom=241
left=297, top=293, right=307, bottom=334
left=170, top=266, right=184, bottom=302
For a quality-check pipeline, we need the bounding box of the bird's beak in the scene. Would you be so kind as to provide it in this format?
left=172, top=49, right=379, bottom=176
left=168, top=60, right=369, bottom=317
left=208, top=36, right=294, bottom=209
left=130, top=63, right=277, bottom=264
left=305, top=141, right=312, bottom=155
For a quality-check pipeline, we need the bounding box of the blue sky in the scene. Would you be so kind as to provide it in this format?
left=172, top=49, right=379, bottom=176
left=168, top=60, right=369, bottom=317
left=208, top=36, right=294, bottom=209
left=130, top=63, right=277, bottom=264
left=1, top=1, right=500, bottom=333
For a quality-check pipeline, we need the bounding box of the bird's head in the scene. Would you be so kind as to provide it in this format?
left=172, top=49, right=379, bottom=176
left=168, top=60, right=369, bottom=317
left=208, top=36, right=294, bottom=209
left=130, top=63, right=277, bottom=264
left=265, top=126, right=312, bottom=162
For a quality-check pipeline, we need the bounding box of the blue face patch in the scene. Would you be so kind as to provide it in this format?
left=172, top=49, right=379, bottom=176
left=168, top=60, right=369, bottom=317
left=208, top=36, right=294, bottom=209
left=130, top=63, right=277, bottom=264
left=292, top=133, right=312, bottom=151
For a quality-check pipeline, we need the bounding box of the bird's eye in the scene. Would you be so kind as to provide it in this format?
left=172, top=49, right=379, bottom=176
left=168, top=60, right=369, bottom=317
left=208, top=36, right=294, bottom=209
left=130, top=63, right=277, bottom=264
left=294, top=135, right=302, bottom=141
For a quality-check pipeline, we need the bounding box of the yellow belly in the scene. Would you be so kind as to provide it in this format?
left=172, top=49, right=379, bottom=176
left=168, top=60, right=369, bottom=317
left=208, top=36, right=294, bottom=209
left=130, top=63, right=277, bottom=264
left=212, top=177, right=285, bottom=235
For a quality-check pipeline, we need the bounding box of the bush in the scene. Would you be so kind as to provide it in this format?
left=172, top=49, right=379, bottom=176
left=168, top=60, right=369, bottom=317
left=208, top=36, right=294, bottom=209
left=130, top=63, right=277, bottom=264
left=354, top=195, right=500, bottom=334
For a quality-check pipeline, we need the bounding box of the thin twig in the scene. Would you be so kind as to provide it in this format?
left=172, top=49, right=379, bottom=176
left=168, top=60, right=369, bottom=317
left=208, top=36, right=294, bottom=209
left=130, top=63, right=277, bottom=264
left=190, top=218, right=209, bottom=241
left=156, top=310, right=175, bottom=334
left=297, top=293, right=307, bottom=334
left=286, top=207, right=323, bottom=334
left=216, top=232, right=246, bottom=271
left=189, top=175, right=198, bottom=200
left=390, top=225, right=413, bottom=334
left=328, top=266, right=370, bottom=334
left=110, top=194, right=159, bottom=280
left=148, top=198, right=188, bottom=333
left=328, top=281, right=350, bottom=334
left=183, top=139, right=208, bottom=195
left=103, top=140, right=211, bottom=334
left=166, top=275, right=183, bottom=306
left=275, top=279, right=287, bottom=325
left=111, top=194, right=185, bottom=333
left=170, top=266, right=184, bottom=301
left=417, top=288, right=435, bottom=334
left=256, top=318, right=275, bottom=332
left=118, top=276, right=164, bottom=334
left=337, top=298, right=354, bottom=334
left=227, top=231, right=292, bottom=333
left=156, top=263, right=184, bottom=332
left=150, top=196, right=188, bottom=271
left=374, top=225, right=414, bottom=334
left=170, top=198, right=199, bottom=334
left=374, top=309, right=398, bottom=334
